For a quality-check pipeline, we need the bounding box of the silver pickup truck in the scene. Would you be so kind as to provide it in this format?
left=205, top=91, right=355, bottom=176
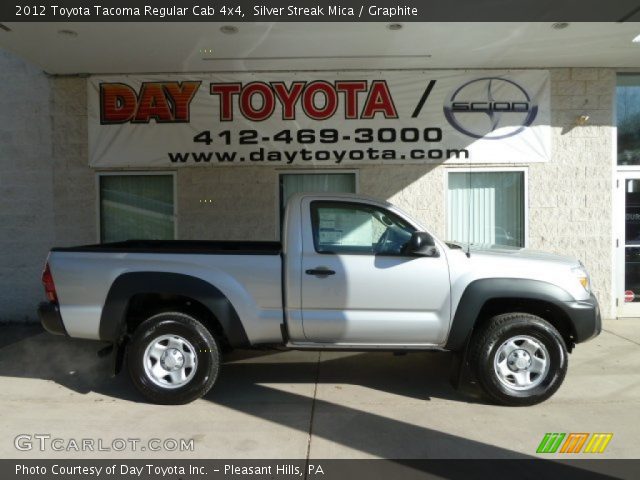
left=38, top=193, right=601, bottom=406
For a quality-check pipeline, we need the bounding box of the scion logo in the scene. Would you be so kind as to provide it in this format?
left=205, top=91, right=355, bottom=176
left=443, top=77, right=538, bottom=139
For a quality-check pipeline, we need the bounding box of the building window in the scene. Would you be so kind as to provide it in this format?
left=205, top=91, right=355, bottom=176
left=447, top=170, right=525, bottom=247
left=618, top=74, right=640, bottom=166
left=279, top=172, right=356, bottom=224
left=99, top=174, right=175, bottom=243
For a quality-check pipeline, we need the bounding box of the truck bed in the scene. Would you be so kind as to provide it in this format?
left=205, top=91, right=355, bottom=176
left=51, top=240, right=282, bottom=255
left=47, top=239, right=284, bottom=341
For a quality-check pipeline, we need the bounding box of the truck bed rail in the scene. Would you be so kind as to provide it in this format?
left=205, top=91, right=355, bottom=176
left=51, top=240, right=282, bottom=255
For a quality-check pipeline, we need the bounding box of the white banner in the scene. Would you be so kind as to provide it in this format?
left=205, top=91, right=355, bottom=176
left=88, top=70, right=550, bottom=167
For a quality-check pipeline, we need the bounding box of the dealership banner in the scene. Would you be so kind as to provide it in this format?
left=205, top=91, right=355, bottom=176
left=88, top=70, right=550, bottom=168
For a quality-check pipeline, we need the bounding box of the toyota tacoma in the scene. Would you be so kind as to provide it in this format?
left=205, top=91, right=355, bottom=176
left=38, top=193, right=601, bottom=406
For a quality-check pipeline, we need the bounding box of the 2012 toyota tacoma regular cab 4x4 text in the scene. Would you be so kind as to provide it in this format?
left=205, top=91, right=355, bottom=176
left=38, top=193, right=601, bottom=406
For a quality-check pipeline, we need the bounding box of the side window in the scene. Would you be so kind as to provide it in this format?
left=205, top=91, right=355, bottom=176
left=279, top=172, right=356, bottom=233
left=99, top=174, right=175, bottom=243
left=310, top=201, right=416, bottom=255
left=618, top=74, right=640, bottom=166
left=447, top=171, right=525, bottom=247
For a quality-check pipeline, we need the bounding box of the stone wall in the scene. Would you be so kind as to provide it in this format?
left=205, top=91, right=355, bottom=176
left=528, top=68, right=614, bottom=318
left=0, top=54, right=617, bottom=321
left=0, top=50, right=55, bottom=321
left=51, top=77, right=96, bottom=247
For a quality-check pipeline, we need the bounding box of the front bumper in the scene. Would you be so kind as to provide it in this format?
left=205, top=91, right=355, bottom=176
left=38, top=302, right=67, bottom=336
left=564, top=293, right=602, bottom=343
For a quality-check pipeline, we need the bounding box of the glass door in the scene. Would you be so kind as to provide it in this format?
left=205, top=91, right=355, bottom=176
left=617, top=173, right=640, bottom=317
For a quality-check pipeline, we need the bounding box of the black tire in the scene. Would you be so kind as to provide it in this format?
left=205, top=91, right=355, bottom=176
left=469, top=313, right=568, bottom=406
left=127, top=311, right=220, bottom=405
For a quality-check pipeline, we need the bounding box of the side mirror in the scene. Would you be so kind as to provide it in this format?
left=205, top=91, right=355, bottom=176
left=406, top=231, right=439, bottom=257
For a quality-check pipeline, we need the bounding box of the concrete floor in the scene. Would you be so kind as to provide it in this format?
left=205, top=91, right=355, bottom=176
left=0, top=320, right=639, bottom=460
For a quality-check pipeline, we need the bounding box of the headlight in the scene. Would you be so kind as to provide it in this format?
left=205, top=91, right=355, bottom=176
left=572, top=264, right=591, bottom=293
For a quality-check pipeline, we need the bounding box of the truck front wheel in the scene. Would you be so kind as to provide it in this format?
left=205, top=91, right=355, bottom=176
left=470, top=313, right=568, bottom=406
left=127, top=312, right=220, bottom=404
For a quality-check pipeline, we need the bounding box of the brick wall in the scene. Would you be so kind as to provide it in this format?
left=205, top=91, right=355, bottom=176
left=0, top=54, right=617, bottom=321
left=0, top=50, right=55, bottom=322
left=528, top=68, right=614, bottom=318
left=50, top=78, right=96, bottom=247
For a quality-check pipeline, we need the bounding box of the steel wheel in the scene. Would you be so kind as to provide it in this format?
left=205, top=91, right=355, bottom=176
left=128, top=312, right=220, bottom=404
left=493, top=335, right=550, bottom=391
left=143, top=334, right=198, bottom=389
left=470, top=313, right=568, bottom=406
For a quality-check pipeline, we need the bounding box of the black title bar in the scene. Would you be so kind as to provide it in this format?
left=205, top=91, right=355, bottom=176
left=2, top=0, right=640, bottom=22
left=4, top=459, right=640, bottom=480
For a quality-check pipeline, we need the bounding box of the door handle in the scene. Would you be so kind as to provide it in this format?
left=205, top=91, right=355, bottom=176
left=305, top=268, right=336, bottom=276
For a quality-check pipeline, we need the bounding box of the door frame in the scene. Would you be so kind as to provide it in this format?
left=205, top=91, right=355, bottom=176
left=615, top=170, right=640, bottom=317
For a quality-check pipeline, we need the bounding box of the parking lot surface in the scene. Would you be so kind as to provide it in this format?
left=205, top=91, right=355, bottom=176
left=0, top=321, right=639, bottom=459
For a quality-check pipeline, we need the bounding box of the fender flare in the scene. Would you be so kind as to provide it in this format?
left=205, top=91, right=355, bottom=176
left=444, top=278, right=575, bottom=351
left=99, top=272, right=249, bottom=347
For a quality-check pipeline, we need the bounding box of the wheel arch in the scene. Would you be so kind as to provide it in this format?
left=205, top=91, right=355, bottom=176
left=445, top=278, right=577, bottom=352
left=99, top=272, right=249, bottom=348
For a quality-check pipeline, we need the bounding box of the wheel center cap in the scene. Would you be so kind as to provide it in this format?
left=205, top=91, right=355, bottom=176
left=507, top=349, right=531, bottom=371
left=160, top=348, right=184, bottom=371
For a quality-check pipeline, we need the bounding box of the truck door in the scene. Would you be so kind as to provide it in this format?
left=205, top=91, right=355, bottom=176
left=299, top=199, right=451, bottom=345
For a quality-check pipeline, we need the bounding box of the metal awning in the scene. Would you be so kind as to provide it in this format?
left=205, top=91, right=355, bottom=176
left=0, top=22, right=639, bottom=74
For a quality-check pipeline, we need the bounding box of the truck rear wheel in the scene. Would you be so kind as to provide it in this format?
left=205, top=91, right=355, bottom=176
left=127, top=312, right=220, bottom=405
left=470, top=313, right=567, bottom=406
